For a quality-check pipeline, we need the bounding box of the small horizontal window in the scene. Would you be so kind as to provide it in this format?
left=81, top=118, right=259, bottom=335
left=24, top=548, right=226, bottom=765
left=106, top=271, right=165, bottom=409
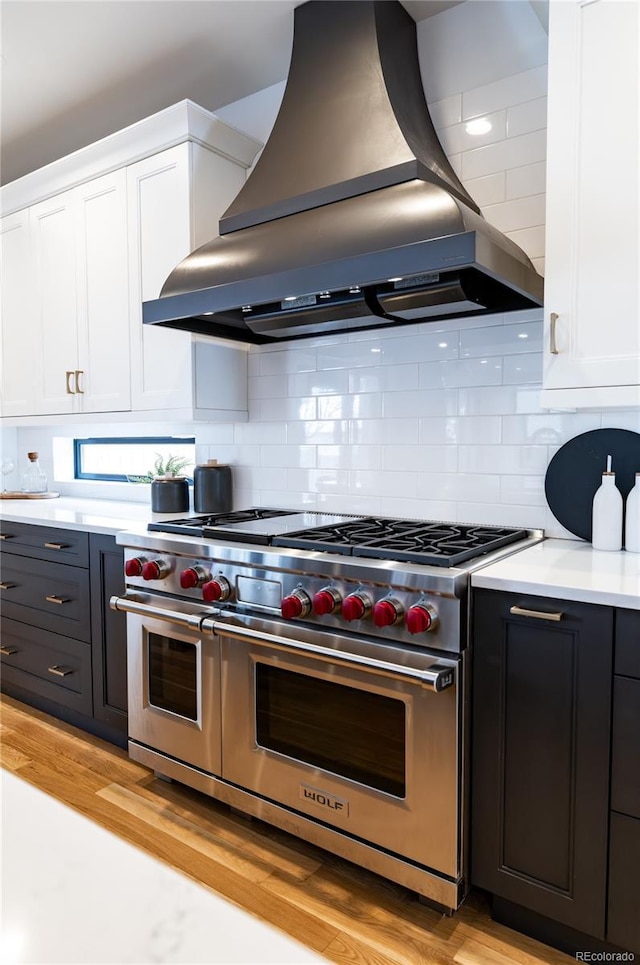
left=74, top=437, right=196, bottom=483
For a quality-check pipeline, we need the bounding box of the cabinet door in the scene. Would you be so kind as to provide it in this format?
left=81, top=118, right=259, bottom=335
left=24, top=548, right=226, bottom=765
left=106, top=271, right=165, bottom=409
left=542, top=0, right=640, bottom=408
left=30, top=190, right=79, bottom=414
left=127, top=144, right=195, bottom=412
left=471, top=589, right=613, bottom=937
left=74, top=171, right=131, bottom=413
left=89, top=535, right=127, bottom=743
left=0, top=211, right=36, bottom=416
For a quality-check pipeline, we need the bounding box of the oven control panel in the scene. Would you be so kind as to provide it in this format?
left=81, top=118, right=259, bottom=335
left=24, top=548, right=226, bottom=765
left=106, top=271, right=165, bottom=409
left=121, top=549, right=460, bottom=651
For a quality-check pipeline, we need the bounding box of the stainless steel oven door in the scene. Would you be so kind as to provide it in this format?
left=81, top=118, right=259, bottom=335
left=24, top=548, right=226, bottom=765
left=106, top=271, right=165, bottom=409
left=111, top=592, right=222, bottom=775
left=214, top=612, right=460, bottom=879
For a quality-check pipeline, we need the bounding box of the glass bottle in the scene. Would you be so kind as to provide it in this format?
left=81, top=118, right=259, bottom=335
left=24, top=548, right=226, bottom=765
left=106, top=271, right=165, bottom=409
left=21, top=452, right=48, bottom=493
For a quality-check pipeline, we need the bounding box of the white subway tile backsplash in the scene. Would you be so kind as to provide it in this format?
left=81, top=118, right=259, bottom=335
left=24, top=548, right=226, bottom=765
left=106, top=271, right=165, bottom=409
left=438, top=110, right=506, bottom=156
left=317, top=393, right=382, bottom=420
left=462, top=65, right=548, bottom=119
left=259, top=348, right=317, bottom=376
left=458, top=385, right=541, bottom=416
left=419, top=357, right=503, bottom=389
left=350, top=419, right=420, bottom=446
left=382, top=388, right=458, bottom=419
left=419, top=415, right=502, bottom=446
left=349, top=364, right=420, bottom=395
left=250, top=375, right=287, bottom=400
left=287, top=420, right=350, bottom=445
left=382, top=445, right=458, bottom=473
left=260, top=445, right=316, bottom=468
left=459, top=444, right=548, bottom=475
left=430, top=93, right=462, bottom=129
left=501, top=413, right=602, bottom=446
left=507, top=97, right=548, bottom=138
left=417, top=472, right=501, bottom=504
left=460, top=322, right=542, bottom=359
left=258, top=396, right=317, bottom=422
left=506, top=161, right=547, bottom=200
left=288, top=370, right=349, bottom=397
left=503, top=353, right=543, bottom=385
left=462, top=129, right=546, bottom=181
left=500, top=475, right=546, bottom=507
left=318, top=342, right=384, bottom=370
left=465, top=172, right=506, bottom=207
left=483, top=193, right=546, bottom=233
left=234, top=422, right=287, bottom=446
left=381, top=332, right=460, bottom=364
left=317, top=445, right=382, bottom=471
left=350, top=469, right=418, bottom=498
left=504, top=225, right=546, bottom=260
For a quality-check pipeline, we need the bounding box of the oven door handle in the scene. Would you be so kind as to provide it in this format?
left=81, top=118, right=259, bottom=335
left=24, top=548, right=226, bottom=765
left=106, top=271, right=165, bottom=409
left=109, top=594, right=214, bottom=634
left=206, top=619, right=455, bottom=693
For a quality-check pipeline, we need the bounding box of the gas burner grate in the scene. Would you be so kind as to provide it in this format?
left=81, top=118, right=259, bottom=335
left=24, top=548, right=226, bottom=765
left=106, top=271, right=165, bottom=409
left=275, top=520, right=529, bottom=566
left=147, top=507, right=292, bottom=536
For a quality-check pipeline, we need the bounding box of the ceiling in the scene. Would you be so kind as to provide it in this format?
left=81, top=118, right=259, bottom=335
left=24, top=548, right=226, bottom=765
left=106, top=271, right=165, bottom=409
left=0, top=0, right=467, bottom=186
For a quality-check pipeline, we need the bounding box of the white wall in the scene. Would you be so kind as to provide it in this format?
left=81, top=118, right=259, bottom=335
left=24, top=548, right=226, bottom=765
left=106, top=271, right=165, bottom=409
left=8, top=1, right=640, bottom=538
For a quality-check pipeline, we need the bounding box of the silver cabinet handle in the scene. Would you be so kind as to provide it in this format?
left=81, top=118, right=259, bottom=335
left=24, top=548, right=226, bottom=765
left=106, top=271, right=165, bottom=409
left=209, top=619, right=455, bottom=693
left=44, top=542, right=69, bottom=550
left=65, top=370, right=76, bottom=394
left=45, top=594, right=70, bottom=605
left=509, top=605, right=563, bottom=622
left=109, top=594, right=215, bottom=634
left=0, top=646, right=18, bottom=656
left=0, top=582, right=16, bottom=590
left=48, top=665, right=73, bottom=677
left=549, top=312, right=559, bottom=355
left=0, top=533, right=14, bottom=540
left=75, top=369, right=84, bottom=394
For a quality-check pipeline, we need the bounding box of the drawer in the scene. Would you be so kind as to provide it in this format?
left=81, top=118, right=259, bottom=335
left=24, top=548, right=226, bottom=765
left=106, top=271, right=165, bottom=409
left=615, top=609, right=640, bottom=679
left=0, top=522, right=89, bottom=567
left=0, top=617, right=92, bottom=717
left=611, top=675, right=640, bottom=819
left=0, top=555, right=90, bottom=642
left=608, top=812, right=640, bottom=953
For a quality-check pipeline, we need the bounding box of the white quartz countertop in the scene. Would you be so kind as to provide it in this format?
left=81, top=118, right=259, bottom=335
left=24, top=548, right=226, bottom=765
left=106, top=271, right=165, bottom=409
left=0, top=770, right=328, bottom=965
left=0, top=496, right=183, bottom=536
left=472, top=538, right=640, bottom=609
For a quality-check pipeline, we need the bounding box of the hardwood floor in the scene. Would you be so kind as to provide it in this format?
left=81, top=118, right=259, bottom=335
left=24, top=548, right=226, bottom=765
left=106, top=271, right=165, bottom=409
left=0, top=695, right=574, bottom=965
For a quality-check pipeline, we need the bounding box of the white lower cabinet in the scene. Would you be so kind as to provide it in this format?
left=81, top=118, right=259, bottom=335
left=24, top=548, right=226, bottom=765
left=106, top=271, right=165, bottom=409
left=542, top=0, right=640, bottom=409
left=0, top=101, right=258, bottom=423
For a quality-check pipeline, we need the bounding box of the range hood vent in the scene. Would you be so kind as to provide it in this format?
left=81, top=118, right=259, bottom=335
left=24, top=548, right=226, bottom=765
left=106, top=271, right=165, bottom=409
left=144, top=0, right=543, bottom=343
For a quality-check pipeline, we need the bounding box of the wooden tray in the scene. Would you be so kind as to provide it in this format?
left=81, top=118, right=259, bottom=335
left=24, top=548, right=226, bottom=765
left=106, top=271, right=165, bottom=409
left=0, top=492, right=60, bottom=499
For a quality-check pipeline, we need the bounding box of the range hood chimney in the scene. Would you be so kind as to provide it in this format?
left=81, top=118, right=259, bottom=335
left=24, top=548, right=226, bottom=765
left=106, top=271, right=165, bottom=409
left=144, top=0, right=543, bottom=343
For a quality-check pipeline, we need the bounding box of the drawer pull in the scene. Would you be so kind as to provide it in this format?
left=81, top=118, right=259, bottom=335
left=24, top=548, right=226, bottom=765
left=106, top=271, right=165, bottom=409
left=48, top=665, right=73, bottom=677
left=510, top=605, right=563, bottom=622
left=0, top=646, right=18, bottom=656
left=44, top=542, right=69, bottom=550
left=0, top=533, right=14, bottom=540
left=0, top=582, right=16, bottom=590
left=45, top=594, right=70, bottom=605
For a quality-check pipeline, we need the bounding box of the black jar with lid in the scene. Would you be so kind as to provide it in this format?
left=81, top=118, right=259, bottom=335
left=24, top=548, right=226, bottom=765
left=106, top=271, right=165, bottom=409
left=193, top=461, right=232, bottom=514
left=151, top=475, right=190, bottom=514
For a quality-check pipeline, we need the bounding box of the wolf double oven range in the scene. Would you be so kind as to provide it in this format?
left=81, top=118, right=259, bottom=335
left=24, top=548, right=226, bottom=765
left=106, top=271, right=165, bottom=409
left=112, top=508, right=541, bottom=911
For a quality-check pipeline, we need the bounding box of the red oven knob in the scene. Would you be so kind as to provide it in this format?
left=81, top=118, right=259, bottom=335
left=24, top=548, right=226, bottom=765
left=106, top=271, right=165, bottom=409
left=141, top=559, right=170, bottom=581
left=281, top=589, right=312, bottom=620
left=342, top=592, right=372, bottom=622
left=313, top=587, right=342, bottom=615
left=180, top=566, right=209, bottom=590
left=124, top=557, right=145, bottom=577
left=202, top=576, right=231, bottom=603
left=373, top=598, right=403, bottom=628
left=405, top=603, right=439, bottom=635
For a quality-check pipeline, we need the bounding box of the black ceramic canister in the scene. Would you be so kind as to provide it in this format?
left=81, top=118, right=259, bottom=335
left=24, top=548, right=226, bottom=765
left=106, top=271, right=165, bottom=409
left=193, top=461, right=232, bottom=514
left=151, top=475, right=190, bottom=514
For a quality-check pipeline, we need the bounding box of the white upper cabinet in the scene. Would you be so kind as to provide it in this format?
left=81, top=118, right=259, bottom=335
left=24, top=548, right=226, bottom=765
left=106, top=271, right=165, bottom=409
left=0, top=101, right=260, bottom=423
left=542, top=0, right=640, bottom=409
left=1, top=210, right=36, bottom=417
left=127, top=142, right=249, bottom=420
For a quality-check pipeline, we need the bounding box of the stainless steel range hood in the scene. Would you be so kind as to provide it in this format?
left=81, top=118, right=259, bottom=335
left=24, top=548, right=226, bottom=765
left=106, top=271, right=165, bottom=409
left=143, top=0, right=543, bottom=344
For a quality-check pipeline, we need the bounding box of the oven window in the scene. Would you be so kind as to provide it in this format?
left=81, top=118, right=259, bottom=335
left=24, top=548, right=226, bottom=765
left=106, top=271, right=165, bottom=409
left=148, top=633, right=198, bottom=720
left=255, top=665, right=406, bottom=797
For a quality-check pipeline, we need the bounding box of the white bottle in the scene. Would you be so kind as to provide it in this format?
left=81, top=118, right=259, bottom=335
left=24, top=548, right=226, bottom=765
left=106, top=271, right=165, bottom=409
left=591, top=454, right=623, bottom=551
left=625, top=472, right=640, bottom=553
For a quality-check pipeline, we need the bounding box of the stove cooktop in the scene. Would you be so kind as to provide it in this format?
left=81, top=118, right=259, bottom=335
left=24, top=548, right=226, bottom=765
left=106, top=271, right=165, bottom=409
left=148, top=508, right=530, bottom=568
